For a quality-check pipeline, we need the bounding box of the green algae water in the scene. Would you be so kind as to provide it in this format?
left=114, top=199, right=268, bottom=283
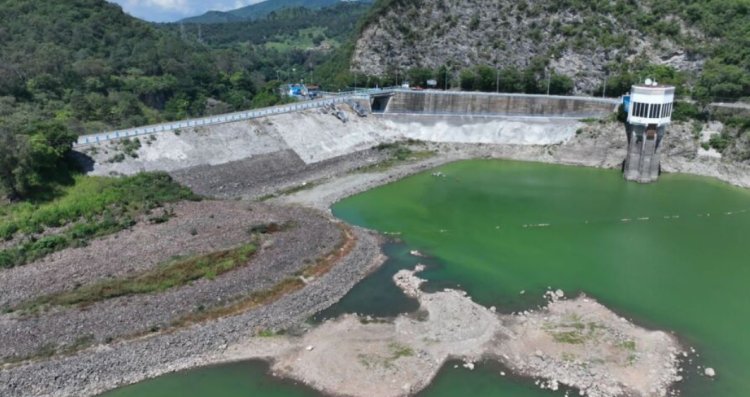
left=102, top=159, right=750, bottom=397
left=332, top=159, right=750, bottom=397
left=101, top=361, right=323, bottom=397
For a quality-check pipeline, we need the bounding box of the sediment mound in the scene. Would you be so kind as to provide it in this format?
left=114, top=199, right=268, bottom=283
left=228, top=266, right=684, bottom=397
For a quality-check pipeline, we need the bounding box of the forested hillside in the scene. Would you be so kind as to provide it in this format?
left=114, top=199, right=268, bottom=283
left=351, top=0, right=750, bottom=102
left=163, top=4, right=369, bottom=52
left=181, top=0, right=370, bottom=24
left=0, top=0, right=284, bottom=199
left=0, top=0, right=264, bottom=132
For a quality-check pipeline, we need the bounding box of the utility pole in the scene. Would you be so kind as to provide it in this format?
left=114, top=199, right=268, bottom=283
left=546, top=68, right=551, bottom=96
left=496, top=65, right=500, bottom=94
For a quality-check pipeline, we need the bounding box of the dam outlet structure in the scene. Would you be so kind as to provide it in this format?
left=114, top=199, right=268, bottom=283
left=623, top=82, right=675, bottom=183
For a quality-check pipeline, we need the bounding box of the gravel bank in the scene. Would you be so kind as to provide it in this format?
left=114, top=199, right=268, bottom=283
left=0, top=223, right=384, bottom=397
left=0, top=201, right=343, bottom=362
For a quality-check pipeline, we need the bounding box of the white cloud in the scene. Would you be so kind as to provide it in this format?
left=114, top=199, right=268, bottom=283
left=125, top=0, right=193, bottom=14
left=110, top=0, right=270, bottom=21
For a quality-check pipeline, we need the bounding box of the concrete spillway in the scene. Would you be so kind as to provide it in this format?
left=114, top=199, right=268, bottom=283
left=380, top=91, right=618, bottom=118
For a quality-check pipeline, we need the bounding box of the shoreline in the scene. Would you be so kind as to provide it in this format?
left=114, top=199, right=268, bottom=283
left=276, top=140, right=750, bottom=213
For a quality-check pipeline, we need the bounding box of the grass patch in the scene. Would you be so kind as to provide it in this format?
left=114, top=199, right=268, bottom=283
left=256, top=328, right=286, bottom=337
left=619, top=340, right=637, bottom=351
left=18, top=243, right=256, bottom=311
left=118, top=138, right=142, bottom=158
left=389, top=342, right=414, bottom=359
left=172, top=224, right=356, bottom=328
left=0, top=173, right=198, bottom=268
left=552, top=330, right=587, bottom=344
left=356, top=147, right=435, bottom=174
left=256, top=182, right=319, bottom=201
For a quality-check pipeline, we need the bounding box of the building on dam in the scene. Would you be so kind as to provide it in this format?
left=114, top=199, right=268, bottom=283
left=623, top=81, right=675, bottom=183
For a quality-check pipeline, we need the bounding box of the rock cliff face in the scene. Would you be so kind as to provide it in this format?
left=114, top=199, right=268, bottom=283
left=351, top=0, right=704, bottom=92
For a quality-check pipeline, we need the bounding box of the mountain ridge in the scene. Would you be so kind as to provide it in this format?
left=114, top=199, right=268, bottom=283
left=350, top=0, right=749, bottom=100
left=180, top=0, right=371, bottom=24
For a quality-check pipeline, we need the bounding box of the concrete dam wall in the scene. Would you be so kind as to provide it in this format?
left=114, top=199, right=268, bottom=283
left=381, top=91, right=618, bottom=118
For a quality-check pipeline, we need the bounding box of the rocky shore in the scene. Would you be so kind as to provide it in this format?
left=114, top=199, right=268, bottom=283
left=217, top=266, right=686, bottom=397
left=0, top=205, right=386, bottom=397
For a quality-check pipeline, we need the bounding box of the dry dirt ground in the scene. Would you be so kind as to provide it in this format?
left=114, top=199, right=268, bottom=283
left=0, top=200, right=341, bottom=362
left=223, top=266, right=684, bottom=397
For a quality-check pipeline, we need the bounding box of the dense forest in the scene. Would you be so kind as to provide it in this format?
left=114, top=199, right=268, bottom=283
left=0, top=0, right=368, bottom=199
left=180, top=0, right=370, bottom=24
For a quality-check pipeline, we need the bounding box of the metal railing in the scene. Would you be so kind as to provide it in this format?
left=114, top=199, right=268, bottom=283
left=75, top=88, right=620, bottom=147
left=74, top=95, right=357, bottom=146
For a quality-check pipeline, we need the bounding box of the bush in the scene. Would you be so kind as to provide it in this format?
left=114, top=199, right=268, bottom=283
left=672, top=102, right=705, bottom=122
left=0, top=172, right=198, bottom=267
left=708, top=133, right=731, bottom=152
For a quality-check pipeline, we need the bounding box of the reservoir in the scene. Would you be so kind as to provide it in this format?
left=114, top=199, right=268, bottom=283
left=103, top=160, right=750, bottom=397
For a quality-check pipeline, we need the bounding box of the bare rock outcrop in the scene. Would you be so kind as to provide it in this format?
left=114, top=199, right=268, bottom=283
left=352, top=1, right=704, bottom=92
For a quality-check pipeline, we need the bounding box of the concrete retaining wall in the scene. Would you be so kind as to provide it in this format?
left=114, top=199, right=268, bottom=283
left=384, top=91, right=618, bottom=118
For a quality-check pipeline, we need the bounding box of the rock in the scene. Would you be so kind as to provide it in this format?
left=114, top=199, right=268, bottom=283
left=704, top=367, right=716, bottom=377
left=555, top=289, right=565, bottom=299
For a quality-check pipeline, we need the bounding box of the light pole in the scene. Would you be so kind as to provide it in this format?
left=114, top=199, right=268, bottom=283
left=546, top=67, right=551, bottom=96
left=496, top=65, right=500, bottom=94
left=444, top=66, right=450, bottom=91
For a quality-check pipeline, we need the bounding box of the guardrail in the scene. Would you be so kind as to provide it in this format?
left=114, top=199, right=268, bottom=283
left=75, top=88, right=620, bottom=147
left=74, top=95, right=357, bottom=146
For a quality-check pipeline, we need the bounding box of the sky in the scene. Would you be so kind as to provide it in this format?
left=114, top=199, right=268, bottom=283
left=108, top=0, right=266, bottom=22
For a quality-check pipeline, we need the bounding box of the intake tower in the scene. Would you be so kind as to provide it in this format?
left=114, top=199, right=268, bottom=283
left=623, top=81, right=675, bottom=183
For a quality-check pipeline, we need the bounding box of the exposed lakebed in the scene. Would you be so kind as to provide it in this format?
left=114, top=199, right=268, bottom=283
left=102, top=160, right=750, bottom=397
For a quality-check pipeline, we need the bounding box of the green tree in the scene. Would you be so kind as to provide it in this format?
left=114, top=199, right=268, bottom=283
left=475, top=66, right=496, bottom=92
left=0, top=122, right=77, bottom=200
left=460, top=69, right=476, bottom=91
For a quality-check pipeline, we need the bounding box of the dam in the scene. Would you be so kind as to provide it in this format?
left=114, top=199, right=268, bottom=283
left=372, top=90, right=617, bottom=118
left=74, top=90, right=619, bottom=147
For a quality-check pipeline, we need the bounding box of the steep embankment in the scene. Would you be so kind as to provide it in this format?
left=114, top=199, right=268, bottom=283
left=351, top=0, right=746, bottom=93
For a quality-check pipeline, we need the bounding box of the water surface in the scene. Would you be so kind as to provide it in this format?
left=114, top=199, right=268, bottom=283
left=103, top=160, right=750, bottom=397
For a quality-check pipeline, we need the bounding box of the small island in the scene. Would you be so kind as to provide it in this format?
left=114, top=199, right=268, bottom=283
left=224, top=266, right=684, bottom=397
